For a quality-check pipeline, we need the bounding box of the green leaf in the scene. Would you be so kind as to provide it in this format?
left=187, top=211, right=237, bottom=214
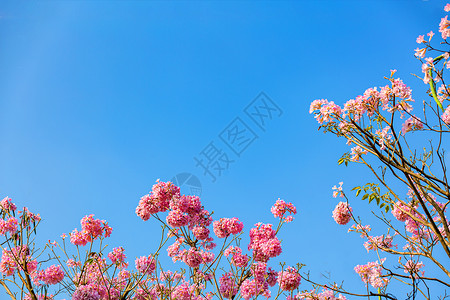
left=356, top=190, right=361, bottom=197
left=385, top=206, right=390, bottom=213
left=362, top=194, right=369, bottom=200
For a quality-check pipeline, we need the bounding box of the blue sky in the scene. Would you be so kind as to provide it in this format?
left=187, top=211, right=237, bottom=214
left=0, top=0, right=449, bottom=298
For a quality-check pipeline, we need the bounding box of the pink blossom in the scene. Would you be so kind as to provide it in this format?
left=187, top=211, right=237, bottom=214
left=404, top=260, right=425, bottom=278
left=440, top=15, right=450, bottom=39
left=72, top=285, right=101, bottom=300
left=135, top=255, right=156, bottom=275
left=166, top=209, right=188, bottom=227
left=446, top=4, right=450, bottom=12
left=401, top=115, right=423, bottom=135
left=248, top=223, right=282, bottom=262
left=0, top=197, right=16, bottom=212
left=192, top=226, right=210, bottom=240
left=183, top=247, right=203, bottom=268
left=107, top=247, right=127, bottom=268
left=0, top=218, right=18, bottom=236
left=441, top=106, right=450, bottom=125
left=219, top=272, right=238, bottom=299
left=414, top=47, right=427, bottom=58
left=277, top=267, right=301, bottom=291
left=428, top=30, right=435, bottom=40
left=363, top=235, right=396, bottom=252
left=332, top=182, right=344, bottom=198
left=350, top=146, right=368, bottom=162
left=240, top=278, right=270, bottom=300
left=270, top=199, right=297, bottom=222
left=213, top=218, right=244, bottom=238
left=42, top=265, right=64, bottom=285
left=416, top=35, right=425, bottom=43
left=332, top=202, right=352, bottom=225
left=354, top=260, right=389, bottom=288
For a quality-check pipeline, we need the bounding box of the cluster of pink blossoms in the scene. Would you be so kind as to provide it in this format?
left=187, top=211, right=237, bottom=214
left=69, top=214, right=112, bottom=246
left=248, top=223, right=282, bottom=262
left=224, top=246, right=250, bottom=268
left=332, top=202, right=352, bottom=225
left=363, top=234, right=396, bottom=252
left=401, top=115, right=423, bottom=135
left=0, top=217, right=18, bottom=236
left=442, top=105, right=450, bottom=125
left=354, top=260, right=389, bottom=288
left=296, top=288, right=347, bottom=300
left=277, top=267, right=301, bottom=291
left=0, top=197, right=17, bottom=212
left=404, top=260, right=425, bottom=278
left=271, top=198, right=297, bottom=223
left=350, top=146, right=368, bottom=162
left=213, top=217, right=244, bottom=238
left=107, top=247, right=128, bottom=269
left=219, top=272, right=239, bottom=299
left=135, top=254, right=156, bottom=275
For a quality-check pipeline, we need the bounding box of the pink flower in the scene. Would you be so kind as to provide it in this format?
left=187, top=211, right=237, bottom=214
left=41, top=265, right=64, bottom=285
left=0, top=197, right=16, bottom=212
left=332, top=182, right=344, bottom=198
left=428, top=30, right=435, bottom=40
left=0, top=218, right=18, bottom=236
left=414, top=47, right=427, bottom=58
left=219, top=272, right=238, bottom=299
left=183, top=247, right=203, bottom=268
left=332, top=202, right=352, bottom=225
left=404, top=260, right=425, bottom=278
left=192, top=226, right=210, bottom=240
left=72, top=285, right=100, bottom=300
left=166, top=209, right=188, bottom=227
left=354, top=260, right=389, bottom=288
left=277, top=267, right=301, bottom=291
left=135, top=255, right=156, bottom=275
left=440, top=15, right=450, bottom=39
left=107, top=247, right=127, bottom=268
left=136, top=180, right=180, bottom=221
left=350, top=146, right=368, bottom=162
left=401, top=115, right=423, bottom=135
left=213, top=218, right=244, bottom=238
left=441, top=106, right=450, bottom=125
left=445, top=3, right=450, bottom=12
left=248, top=223, right=282, bottom=262
left=270, top=199, right=297, bottom=222
left=416, top=35, right=425, bottom=43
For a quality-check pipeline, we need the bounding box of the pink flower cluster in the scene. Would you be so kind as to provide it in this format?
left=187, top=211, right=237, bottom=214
left=248, top=223, right=282, bottom=262
left=135, top=254, right=156, bottom=275
left=401, top=115, right=423, bottom=135
left=219, top=272, right=238, bottom=299
left=0, top=197, right=16, bottom=212
left=0, top=217, right=18, bottom=236
left=277, top=267, right=301, bottom=291
left=404, top=260, right=425, bottom=278
left=363, top=235, right=396, bottom=252
left=37, top=265, right=64, bottom=285
left=332, top=182, right=344, bottom=198
left=0, top=246, right=35, bottom=277
left=296, top=288, right=347, bottom=300
left=240, top=262, right=271, bottom=300
left=69, top=214, right=112, bottom=246
left=310, top=77, right=414, bottom=129
left=442, top=105, right=450, bottom=125
left=271, top=199, right=297, bottom=223
left=213, top=217, right=244, bottom=238
left=354, top=260, right=389, bottom=288
left=108, top=247, right=128, bottom=269
left=332, top=202, right=352, bottom=225
left=136, top=180, right=180, bottom=221
left=350, top=146, right=368, bottom=162
left=224, top=246, right=250, bottom=268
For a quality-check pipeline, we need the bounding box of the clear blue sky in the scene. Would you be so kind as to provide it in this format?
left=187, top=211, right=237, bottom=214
left=0, top=0, right=448, bottom=298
